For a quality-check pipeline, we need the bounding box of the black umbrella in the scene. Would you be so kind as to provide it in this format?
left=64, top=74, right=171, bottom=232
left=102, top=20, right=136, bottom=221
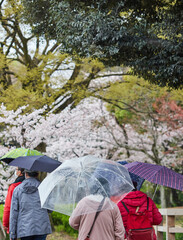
left=8, top=155, right=61, bottom=173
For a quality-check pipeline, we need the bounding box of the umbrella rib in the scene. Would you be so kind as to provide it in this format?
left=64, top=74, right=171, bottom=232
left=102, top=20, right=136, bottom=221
left=85, top=171, right=114, bottom=210
left=129, top=163, right=183, bottom=191
left=73, top=171, right=86, bottom=212
left=131, top=164, right=159, bottom=182
left=40, top=169, right=73, bottom=206
left=103, top=168, right=134, bottom=188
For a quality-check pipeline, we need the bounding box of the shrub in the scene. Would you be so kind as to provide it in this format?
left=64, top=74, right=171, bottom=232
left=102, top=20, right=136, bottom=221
left=51, top=212, right=78, bottom=236
left=0, top=205, right=4, bottom=221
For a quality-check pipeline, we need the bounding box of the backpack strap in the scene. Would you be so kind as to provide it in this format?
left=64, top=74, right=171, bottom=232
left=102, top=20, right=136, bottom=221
left=87, top=197, right=105, bottom=238
left=147, top=197, right=149, bottom=210
left=121, top=197, right=149, bottom=213
left=121, top=201, right=129, bottom=213
left=120, top=201, right=129, bottom=237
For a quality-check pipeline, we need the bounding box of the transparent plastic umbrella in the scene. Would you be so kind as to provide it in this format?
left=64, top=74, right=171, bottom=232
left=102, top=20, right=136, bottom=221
left=38, top=155, right=134, bottom=216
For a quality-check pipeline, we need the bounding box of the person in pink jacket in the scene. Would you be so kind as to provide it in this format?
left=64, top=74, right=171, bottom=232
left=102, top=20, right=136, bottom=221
left=69, top=178, right=125, bottom=240
left=117, top=182, right=162, bottom=240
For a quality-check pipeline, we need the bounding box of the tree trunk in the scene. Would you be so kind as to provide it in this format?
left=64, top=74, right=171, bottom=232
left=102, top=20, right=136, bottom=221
left=160, top=185, right=166, bottom=208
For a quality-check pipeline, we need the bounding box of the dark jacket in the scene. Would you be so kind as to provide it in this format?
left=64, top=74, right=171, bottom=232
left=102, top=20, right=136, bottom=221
left=3, top=176, right=24, bottom=233
left=9, top=177, right=52, bottom=239
left=117, top=191, right=162, bottom=240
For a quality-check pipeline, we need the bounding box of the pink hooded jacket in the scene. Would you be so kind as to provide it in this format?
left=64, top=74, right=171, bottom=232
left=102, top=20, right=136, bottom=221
left=117, top=191, right=162, bottom=240
left=69, top=196, right=125, bottom=240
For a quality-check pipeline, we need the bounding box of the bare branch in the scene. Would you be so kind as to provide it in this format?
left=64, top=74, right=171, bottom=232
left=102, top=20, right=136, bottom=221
left=47, top=61, right=63, bottom=77
left=47, top=42, right=59, bottom=54
left=5, top=32, right=16, bottom=56
left=0, top=0, right=5, bottom=6
left=8, top=57, right=25, bottom=65
left=42, top=38, right=49, bottom=55
left=54, top=67, right=75, bottom=71
left=4, top=71, right=15, bottom=75
left=93, top=72, right=131, bottom=79
left=27, top=35, right=35, bottom=41
left=94, top=95, right=149, bottom=114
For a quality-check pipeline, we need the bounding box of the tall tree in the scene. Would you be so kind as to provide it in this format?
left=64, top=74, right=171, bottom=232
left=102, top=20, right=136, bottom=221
left=0, top=0, right=69, bottom=111
left=23, top=0, right=183, bottom=88
left=0, top=0, right=129, bottom=113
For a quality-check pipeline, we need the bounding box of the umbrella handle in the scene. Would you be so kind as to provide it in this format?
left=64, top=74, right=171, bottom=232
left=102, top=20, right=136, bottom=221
left=152, top=185, right=158, bottom=200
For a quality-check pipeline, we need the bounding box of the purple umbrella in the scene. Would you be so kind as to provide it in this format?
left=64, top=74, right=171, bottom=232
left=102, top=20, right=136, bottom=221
left=118, top=161, right=145, bottom=190
left=8, top=155, right=61, bottom=173
left=125, top=161, right=183, bottom=191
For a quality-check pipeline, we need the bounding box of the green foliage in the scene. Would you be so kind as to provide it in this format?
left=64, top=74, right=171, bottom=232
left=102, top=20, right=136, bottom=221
left=1, top=0, right=113, bottom=114
left=0, top=84, right=46, bottom=111
left=106, top=74, right=183, bottom=113
left=175, top=233, right=183, bottom=240
left=0, top=0, right=71, bottom=112
left=0, top=53, right=6, bottom=70
left=0, top=205, right=10, bottom=240
left=163, top=233, right=183, bottom=240
left=23, top=0, right=183, bottom=88
left=105, top=75, right=170, bottom=107
left=51, top=212, right=78, bottom=236
left=0, top=204, right=4, bottom=221
left=115, top=109, right=134, bottom=124
left=51, top=211, right=63, bottom=226
left=106, top=75, right=167, bottom=126
left=140, top=181, right=161, bottom=206
left=141, top=181, right=183, bottom=208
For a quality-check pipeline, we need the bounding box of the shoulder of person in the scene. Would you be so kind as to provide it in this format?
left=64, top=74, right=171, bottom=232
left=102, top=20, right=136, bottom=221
left=12, top=182, right=24, bottom=195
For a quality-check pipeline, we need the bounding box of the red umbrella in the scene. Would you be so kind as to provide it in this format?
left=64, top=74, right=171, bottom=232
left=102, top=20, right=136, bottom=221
left=125, top=162, right=183, bottom=191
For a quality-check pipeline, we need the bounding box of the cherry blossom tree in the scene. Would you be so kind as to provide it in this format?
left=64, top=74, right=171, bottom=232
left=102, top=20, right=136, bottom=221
left=0, top=96, right=182, bottom=205
left=0, top=145, right=13, bottom=202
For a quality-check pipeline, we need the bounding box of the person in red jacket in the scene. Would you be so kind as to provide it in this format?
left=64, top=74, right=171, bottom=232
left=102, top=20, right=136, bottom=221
left=3, top=167, right=25, bottom=234
left=117, top=181, right=162, bottom=240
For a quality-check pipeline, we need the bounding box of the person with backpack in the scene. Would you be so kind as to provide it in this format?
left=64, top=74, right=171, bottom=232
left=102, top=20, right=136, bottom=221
left=117, top=181, right=162, bottom=240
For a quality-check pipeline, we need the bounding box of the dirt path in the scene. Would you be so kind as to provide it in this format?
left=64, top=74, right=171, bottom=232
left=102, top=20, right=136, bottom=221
left=47, top=231, right=77, bottom=240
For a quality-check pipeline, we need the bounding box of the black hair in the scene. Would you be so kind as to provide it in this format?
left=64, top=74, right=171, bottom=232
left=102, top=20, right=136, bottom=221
left=132, top=181, right=137, bottom=191
left=18, top=167, right=25, bottom=174
left=24, top=170, right=39, bottom=178
left=90, top=177, right=110, bottom=197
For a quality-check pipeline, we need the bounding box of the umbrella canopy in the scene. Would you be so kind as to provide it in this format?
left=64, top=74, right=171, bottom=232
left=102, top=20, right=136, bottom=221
left=117, top=161, right=145, bottom=190
left=8, top=155, right=61, bottom=173
left=125, top=161, right=183, bottom=191
left=0, top=148, right=43, bottom=164
left=38, top=155, right=134, bottom=216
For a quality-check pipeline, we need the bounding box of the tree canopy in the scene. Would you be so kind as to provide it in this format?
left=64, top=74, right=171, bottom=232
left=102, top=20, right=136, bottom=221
left=22, top=0, right=183, bottom=89
left=0, top=0, right=123, bottom=113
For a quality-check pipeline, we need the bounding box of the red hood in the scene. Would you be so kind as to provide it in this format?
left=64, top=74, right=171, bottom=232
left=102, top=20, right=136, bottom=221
left=122, top=191, right=148, bottom=207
